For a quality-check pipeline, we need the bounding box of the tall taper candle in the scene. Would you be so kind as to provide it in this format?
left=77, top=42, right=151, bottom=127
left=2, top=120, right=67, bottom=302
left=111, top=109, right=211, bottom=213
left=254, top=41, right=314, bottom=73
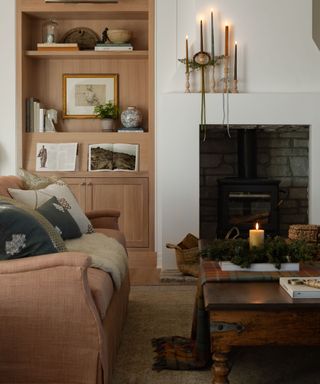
left=186, top=35, right=189, bottom=74
left=200, top=19, right=204, bottom=52
left=225, top=25, right=229, bottom=56
left=234, top=41, right=238, bottom=80
left=211, top=10, right=215, bottom=59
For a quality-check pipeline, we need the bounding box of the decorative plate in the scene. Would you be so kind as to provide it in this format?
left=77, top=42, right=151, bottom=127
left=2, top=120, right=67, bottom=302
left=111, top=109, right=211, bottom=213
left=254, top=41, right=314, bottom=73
left=61, top=27, right=99, bottom=50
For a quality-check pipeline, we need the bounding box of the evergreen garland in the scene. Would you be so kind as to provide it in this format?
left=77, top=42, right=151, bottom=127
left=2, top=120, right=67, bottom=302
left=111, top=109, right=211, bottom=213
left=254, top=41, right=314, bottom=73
left=200, top=237, right=319, bottom=269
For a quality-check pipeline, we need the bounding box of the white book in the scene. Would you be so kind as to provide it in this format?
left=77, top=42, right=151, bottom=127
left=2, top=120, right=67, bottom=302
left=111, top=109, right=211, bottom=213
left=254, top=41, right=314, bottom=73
left=94, top=46, right=133, bottom=51
left=279, top=277, right=320, bottom=298
left=36, top=142, right=78, bottom=172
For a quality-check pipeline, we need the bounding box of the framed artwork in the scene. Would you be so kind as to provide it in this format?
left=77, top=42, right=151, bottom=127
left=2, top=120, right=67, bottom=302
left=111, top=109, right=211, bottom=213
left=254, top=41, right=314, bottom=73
left=62, top=74, right=119, bottom=119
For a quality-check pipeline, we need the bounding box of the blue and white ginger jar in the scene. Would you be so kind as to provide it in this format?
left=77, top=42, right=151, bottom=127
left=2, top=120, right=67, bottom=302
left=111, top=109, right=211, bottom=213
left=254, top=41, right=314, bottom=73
left=121, top=106, right=142, bottom=128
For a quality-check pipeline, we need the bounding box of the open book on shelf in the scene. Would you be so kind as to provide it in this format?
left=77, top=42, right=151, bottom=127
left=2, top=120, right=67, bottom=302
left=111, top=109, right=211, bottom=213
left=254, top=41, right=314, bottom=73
left=36, top=142, right=78, bottom=172
left=89, top=143, right=139, bottom=171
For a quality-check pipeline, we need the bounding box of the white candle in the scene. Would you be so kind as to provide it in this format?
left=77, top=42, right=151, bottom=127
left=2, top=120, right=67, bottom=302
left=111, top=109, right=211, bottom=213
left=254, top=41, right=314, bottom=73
left=249, top=223, right=264, bottom=249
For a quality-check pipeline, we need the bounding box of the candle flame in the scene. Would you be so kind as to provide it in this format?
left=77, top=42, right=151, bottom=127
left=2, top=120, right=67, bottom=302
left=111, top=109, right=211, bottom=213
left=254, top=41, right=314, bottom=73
left=211, top=8, right=214, bottom=14
left=186, top=35, right=188, bottom=40
left=256, top=222, right=259, bottom=230
left=235, top=41, right=238, bottom=45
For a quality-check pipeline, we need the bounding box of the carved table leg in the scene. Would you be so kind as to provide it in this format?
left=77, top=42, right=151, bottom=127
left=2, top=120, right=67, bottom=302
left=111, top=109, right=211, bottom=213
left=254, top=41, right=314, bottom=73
left=212, top=348, right=231, bottom=384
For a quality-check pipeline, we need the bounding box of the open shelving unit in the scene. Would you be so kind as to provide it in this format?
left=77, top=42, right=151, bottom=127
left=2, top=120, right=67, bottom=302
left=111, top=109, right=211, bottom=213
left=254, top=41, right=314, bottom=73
left=16, top=0, right=155, bottom=253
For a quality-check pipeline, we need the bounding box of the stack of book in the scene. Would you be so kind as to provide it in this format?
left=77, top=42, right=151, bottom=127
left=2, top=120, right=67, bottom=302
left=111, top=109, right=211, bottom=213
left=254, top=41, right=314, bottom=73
left=117, top=127, right=144, bottom=132
left=279, top=277, right=320, bottom=298
left=94, top=43, right=133, bottom=51
left=37, top=43, right=79, bottom=51
left=26, top=97, right=54, bottom=133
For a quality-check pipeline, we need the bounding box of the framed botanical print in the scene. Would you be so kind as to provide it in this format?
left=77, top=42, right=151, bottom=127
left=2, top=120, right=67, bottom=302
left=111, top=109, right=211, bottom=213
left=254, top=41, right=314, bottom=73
left=62, top=74, right=119, bottom=119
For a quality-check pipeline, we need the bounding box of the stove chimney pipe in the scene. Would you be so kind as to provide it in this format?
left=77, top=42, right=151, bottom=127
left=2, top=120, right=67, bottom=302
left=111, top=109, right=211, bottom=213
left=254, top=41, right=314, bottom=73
left=237, top=128, right=257, bottom=178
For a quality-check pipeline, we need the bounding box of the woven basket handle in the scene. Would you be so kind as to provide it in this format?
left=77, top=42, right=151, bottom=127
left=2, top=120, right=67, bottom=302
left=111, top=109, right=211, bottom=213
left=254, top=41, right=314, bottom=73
left=166, top=243, right=179, bottom=250
left=225, top=226, right=240, bottom=240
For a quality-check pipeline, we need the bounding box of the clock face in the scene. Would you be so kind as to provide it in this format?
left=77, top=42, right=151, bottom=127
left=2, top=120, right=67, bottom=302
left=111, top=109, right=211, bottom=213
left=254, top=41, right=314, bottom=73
left=193, top=52, right=211, bottom=66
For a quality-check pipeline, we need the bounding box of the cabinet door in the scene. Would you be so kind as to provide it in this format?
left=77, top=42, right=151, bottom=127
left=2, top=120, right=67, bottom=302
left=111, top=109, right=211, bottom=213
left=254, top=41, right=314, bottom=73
left=61, top=177, right=87, bottom=211
left=86, top=177, right=149, bottom=248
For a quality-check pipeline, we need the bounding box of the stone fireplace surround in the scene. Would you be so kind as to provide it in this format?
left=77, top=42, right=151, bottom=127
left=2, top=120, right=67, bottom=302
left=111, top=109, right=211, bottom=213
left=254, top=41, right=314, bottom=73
left=200, top=125, right=309, bottom=240
left=157, top=93, right=320, bottom=270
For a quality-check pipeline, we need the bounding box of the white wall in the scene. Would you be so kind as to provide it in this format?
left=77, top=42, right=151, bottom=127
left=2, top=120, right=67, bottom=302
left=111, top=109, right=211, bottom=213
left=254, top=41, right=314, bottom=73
left=0, top=0, right=16, bottom=175
left=156, top=0, right=320, bottom=269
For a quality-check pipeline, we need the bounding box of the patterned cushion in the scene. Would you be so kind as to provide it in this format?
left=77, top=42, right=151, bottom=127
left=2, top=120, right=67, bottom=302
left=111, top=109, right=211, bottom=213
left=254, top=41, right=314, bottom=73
left=36, top=196, right=82, bottom=240
left=8, top=180, right=94, bottom=235
left=17, top=168, right=57, bottom=190
left=0, top=197, right=67, bottom=260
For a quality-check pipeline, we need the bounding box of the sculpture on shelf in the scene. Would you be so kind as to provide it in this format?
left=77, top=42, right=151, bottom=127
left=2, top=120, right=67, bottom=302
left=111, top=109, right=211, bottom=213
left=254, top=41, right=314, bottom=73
left=45, top=109, right=58, bottom=132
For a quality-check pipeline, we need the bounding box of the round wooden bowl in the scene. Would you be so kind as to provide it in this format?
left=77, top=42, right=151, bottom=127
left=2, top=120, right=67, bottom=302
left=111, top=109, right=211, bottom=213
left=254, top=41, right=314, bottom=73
left=107, top=29, right=132, bottom=44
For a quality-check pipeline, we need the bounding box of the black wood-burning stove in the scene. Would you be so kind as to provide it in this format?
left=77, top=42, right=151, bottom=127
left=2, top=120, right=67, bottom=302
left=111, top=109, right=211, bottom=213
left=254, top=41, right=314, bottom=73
left=216, top=129, right=280, bottom=238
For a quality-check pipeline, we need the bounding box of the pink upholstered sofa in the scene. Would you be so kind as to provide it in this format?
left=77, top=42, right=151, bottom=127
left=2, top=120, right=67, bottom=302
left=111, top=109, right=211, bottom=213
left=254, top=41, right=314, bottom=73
left=0, top=176, right=130, bottom=384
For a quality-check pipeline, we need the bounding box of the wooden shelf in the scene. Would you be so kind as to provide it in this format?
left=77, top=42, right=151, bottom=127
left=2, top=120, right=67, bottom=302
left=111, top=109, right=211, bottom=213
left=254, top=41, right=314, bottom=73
left=17, top=0, right=155, bottom=252
left=25, top=50, right=148, bottom=60
left=35, top=171, right=149, bottom=178
left=24, top=131, right=150, bottom=138
left=18, top=0, right=149, bottom=19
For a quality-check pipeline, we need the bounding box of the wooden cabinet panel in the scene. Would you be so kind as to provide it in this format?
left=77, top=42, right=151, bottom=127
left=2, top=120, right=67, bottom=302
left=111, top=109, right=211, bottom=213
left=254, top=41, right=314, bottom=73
left=86, top=177, right=149, bottom=248
left=62, top=177, right=149, bottom=248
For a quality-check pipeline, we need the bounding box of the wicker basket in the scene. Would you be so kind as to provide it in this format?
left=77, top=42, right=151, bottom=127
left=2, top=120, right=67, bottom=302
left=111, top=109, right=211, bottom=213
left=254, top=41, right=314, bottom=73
left=288, top=224, right=320, bottom=243
left=166, top=233, right=200, bottom=277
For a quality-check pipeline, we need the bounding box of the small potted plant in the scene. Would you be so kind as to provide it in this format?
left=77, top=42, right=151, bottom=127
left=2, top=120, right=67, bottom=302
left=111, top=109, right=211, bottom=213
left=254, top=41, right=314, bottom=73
left=94, top=101, right=120, bottom=132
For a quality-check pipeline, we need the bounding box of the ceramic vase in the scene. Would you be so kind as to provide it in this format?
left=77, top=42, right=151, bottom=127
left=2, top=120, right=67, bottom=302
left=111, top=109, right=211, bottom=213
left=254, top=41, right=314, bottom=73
left=121, top=106, right=142, bottom=128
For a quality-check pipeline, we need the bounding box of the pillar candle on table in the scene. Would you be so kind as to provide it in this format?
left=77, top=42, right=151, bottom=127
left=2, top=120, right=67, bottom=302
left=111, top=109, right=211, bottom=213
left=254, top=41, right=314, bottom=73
left=249, top=223, right=264, bottom=249
left=186, top=35, right=189, bottom=74
left=225, top=25, right=229, bottom=57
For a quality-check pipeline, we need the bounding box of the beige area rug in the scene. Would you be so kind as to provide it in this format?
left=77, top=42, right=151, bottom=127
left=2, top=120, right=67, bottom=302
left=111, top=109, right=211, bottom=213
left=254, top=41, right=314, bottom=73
left=112, top=285, right=320, bottom=384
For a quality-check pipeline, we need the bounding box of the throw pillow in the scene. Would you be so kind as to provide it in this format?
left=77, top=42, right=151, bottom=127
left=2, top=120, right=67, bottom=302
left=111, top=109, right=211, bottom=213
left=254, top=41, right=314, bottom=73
left=8, top=180, right=94, bottom=234
left=0, top=197, right=67, bottom=260
left=36, top=196, right=82, bottom=240
left=18, top=168, right=58, bottom=190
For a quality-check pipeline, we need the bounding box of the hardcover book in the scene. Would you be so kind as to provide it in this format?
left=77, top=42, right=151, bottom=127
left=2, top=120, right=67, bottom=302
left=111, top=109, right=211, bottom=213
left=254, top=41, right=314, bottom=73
left=279, top=277, right=320, bottom=298
left=88, top=143, right=138, bottom=171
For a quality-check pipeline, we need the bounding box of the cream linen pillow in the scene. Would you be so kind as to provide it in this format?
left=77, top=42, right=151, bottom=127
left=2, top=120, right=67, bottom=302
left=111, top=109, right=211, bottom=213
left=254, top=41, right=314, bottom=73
left=8, top=180, right=94, bottom=234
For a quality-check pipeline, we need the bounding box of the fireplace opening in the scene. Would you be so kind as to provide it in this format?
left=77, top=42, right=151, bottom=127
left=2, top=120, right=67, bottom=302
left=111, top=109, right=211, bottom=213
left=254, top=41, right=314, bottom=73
left=200, top=125, right=309, bottom=240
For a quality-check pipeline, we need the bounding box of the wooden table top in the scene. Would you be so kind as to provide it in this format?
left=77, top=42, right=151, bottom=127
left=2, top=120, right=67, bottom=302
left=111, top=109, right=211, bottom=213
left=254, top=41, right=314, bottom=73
left=203, top=281, right=320, bottom=310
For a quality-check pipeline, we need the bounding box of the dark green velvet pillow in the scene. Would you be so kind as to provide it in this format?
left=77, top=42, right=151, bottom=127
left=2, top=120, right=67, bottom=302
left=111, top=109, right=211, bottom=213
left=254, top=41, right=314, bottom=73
left=36, top=196, right=81, bottom=240
left=0, top=198, right=67, bottom=260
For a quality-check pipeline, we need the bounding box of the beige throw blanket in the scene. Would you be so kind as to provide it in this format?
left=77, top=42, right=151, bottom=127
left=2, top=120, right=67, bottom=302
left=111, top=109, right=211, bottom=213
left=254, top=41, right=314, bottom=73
left=65, top=233, right=128, bottom=290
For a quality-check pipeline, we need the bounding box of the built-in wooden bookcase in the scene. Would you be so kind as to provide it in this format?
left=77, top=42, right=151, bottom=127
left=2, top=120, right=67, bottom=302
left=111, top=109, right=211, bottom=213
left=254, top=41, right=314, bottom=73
left=16, top=0, right=155, bottom=253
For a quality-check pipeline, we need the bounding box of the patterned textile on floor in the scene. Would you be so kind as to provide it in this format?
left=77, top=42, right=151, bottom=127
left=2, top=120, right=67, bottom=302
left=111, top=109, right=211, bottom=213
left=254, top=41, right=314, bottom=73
left=151, top=280, right=211, bottom=371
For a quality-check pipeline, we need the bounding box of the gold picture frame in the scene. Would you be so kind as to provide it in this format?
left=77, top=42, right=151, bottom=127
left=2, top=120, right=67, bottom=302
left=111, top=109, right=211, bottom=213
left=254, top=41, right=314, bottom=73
left=62, top=73, right=119, bottom=119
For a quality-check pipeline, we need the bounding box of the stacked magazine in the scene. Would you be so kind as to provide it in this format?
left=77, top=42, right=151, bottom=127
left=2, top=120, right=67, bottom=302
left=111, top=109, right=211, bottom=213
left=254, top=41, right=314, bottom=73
left=279, top=277, right=320, bottom=298
left=94, top=43, right=133, bottom=51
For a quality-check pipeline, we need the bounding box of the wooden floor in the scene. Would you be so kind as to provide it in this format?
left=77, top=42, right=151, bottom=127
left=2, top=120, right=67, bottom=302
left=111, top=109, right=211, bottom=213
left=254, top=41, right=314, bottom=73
left=128, top=251, right=160, bottom=285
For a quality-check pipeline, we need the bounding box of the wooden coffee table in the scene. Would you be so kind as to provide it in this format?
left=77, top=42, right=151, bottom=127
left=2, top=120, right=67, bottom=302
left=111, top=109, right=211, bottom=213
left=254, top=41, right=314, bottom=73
left=203, top=281, right=320, bottom=384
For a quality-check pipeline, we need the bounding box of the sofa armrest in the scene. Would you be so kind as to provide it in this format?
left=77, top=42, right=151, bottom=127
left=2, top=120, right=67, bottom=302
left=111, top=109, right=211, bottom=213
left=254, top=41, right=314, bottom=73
left=0, top=252, right=90, bottom=274
left=0, top=252, right=107, bottom=382
left=86, top=209, right=120, bottom=230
